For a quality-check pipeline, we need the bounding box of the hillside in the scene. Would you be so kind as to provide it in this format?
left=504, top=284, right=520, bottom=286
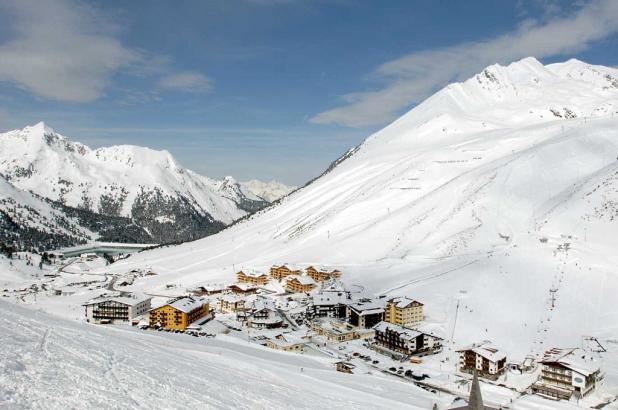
left=0, top=300, right=447, bottom=410
left=100, top=57, right=618, bottom=379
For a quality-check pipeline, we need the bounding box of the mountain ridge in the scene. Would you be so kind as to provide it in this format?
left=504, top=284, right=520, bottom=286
left=0, top=123, right=290, bottom=248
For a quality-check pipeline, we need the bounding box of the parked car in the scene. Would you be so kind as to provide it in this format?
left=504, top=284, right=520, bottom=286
left=372, top=360, right=379, bottom=364
left=389, top=367, right=397, bottom=372
left=404, top=370, right=414, bottom=377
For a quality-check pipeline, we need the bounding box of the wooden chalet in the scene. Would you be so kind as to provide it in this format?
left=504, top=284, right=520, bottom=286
left=286, top=275, right=317, bottom=293
left=228, top=283, right=258, bottom=295
left=305, top=266, right=342, bottom=282
left=236, top=270, right=269, bottom=286
left=269, top=265, right=301, bottom=281
left=191, top=284, right=226, bottom=296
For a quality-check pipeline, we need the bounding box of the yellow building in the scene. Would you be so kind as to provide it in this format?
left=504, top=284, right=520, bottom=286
left=149, top=296, right=209, bottom=330
left=384, top=297, right=424, bottom=328
left=236, top=270, right=269, bottom=286
left=286, top=275, right=317, bottom=293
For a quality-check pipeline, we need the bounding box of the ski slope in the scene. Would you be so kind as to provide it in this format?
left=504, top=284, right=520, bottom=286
left=0, top=300, right=445, bottom=410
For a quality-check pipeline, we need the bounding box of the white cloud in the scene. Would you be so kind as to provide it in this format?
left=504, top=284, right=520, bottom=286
left=0, top=0, right=140, bottom=102
left=158, top=72, right=212, bottom=93
left=0, top=0, right=212, bottom=102
left=310, top=0, right=618, bottom=127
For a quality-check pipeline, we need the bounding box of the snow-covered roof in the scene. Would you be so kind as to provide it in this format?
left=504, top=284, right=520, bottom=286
left=473, top=347, right=505, bottom=363
left=269, top=333, right=306, bottom=347
left=387, top=297, right=423, bottom=309
left=157, top=296, right=206, bottom=313
left=229, top=283, right=257, bottom=291
left=312, top=292, right=350, bottom=306
left=313, top=319, right=356, bottom=334
left=541, top=348, right=599, bottom=376
left=457, top=342, right=505, bottom=363
left=238, top=269, right=268, bottom=278
left=348, top=299, right=384, bottom=314
left=249, top=308, right=282, bottom=324
left=287, top=275, right=316, bottom=285
left=373, top=321, right=422, bottom=340
left=83, top=293, right=151, bottom=307
left=220, top=295, right=244, bottom=304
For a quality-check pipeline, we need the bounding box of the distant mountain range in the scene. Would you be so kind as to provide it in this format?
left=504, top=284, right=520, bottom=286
left=0, top=122, right=294, bottom=250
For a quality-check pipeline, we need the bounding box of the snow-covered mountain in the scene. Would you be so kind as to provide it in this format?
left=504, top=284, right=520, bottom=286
left=241, top=179, right=296, bottom=202
left=106, top=57, right=618, bottom=385
left=0, top=173, right=157, bottom=250
left=0, top=123, right=273, bottom=246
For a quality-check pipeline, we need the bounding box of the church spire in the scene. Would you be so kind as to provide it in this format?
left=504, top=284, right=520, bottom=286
left=468, top=370, right=484, bottom=410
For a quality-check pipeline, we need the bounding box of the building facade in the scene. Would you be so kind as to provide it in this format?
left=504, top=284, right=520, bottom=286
left=305, top=266, right=342, bottom=282
left=457, top=343, right=507, bottom=379
left=149, top=296, right=209, bottom=330
left=346, top=300, right=384, bottom=329
left=236, top=270, right=269, bottom=286
left=269, top=265, right=301, bottom=280
left=83, top=294, right=152, bottom=324
left=218, top=295, right=246, bottom=313
left=266, top=334, right=306, bottom=352
left=247, top=308, right=284, bottom=329
left=286, top=276, right=317, bottom=293
left=310, top=318, right=374, bottom=343
left=306, top=292, right=349, bottom=320
left=372, top=321, right=442, bottom=356
left=384, top=297, right=424, bottom=328
left=531, top=348, right=600, bottom=400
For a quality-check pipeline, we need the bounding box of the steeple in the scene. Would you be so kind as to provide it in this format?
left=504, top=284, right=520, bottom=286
left=468, top=370, right=484, bottom=410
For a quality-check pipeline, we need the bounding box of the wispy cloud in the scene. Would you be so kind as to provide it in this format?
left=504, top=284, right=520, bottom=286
left=310, top=0, right=618, bottom=127
left=0, top=0, right=211, bottom=103
left=158, top=72, right=212, bottom=93
left=0, top=0, right=139, bottom=102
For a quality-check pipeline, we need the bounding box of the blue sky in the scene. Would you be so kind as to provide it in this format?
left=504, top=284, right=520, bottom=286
left=0, top=0, right=617, bottom=185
